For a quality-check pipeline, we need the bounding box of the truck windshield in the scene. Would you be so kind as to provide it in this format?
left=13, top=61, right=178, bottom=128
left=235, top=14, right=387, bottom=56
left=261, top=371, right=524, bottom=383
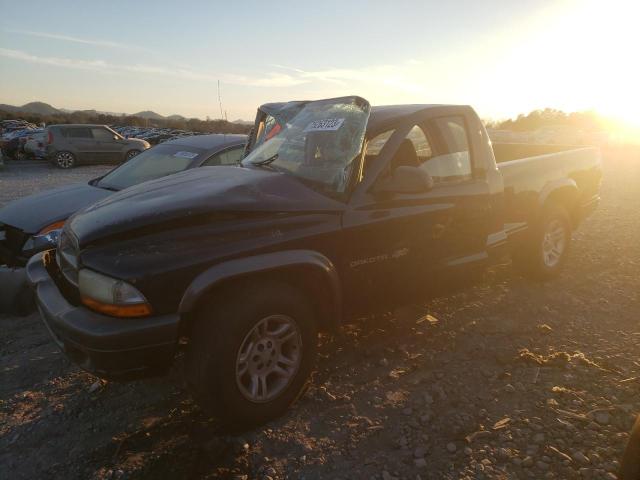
left=241, top=96, right=370, bottom=195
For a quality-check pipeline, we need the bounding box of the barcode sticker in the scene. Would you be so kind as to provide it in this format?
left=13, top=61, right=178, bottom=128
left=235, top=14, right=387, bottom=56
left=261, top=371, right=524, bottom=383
left=173, top=151, right=199, bottom=159
left=304, top=118, right=345, bottom=132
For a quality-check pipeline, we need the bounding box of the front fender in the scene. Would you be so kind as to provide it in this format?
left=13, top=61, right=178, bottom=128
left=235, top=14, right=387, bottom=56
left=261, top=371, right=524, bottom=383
left=178, top=249, right=342, bottom=329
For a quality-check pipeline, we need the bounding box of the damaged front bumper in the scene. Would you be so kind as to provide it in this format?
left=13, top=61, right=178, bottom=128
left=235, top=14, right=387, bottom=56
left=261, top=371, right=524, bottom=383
left=26, top=251, right=180, bottom=380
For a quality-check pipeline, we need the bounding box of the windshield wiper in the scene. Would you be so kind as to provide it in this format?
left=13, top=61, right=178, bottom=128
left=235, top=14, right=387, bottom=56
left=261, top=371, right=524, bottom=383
left=251, top=153, right=279, bottom=166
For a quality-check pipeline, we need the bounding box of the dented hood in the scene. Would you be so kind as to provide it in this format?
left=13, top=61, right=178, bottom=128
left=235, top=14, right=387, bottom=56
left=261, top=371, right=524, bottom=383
left=68, top=165, right=344, bottom=246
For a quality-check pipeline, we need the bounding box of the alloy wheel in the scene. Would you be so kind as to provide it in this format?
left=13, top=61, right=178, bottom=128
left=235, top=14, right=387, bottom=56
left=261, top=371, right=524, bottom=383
left=56, top=152, right=74, bottom=168
left=235, top=314, right=302, bottom=403
left=542, top=219, right=566, bottom=267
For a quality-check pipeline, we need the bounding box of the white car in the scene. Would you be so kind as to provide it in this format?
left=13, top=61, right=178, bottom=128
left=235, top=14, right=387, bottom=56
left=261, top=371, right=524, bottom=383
left=23, top=131, right=47, bottom=158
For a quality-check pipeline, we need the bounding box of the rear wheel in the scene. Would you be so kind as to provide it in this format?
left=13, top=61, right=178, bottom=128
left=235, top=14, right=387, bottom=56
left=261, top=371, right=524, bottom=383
left=55, top=151, right=76, bottom=169
left=184, top=280, right=318, bottom=429
left=513, top=204, right=571, bottom=280
left=125, top=149, right=140, bottom=161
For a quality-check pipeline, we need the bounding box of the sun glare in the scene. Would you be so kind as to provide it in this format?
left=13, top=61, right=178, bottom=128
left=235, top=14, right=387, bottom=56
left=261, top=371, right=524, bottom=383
left=552, top=1, right=640, bottom=131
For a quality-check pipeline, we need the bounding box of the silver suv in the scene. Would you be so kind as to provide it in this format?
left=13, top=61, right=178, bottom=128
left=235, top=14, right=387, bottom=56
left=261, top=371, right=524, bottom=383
left=45, top=124, right=150, bottom=168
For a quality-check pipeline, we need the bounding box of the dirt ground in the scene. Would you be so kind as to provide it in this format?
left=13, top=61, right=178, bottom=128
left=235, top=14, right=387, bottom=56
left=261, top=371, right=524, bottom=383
left=1, top=149, right=639, bottom=480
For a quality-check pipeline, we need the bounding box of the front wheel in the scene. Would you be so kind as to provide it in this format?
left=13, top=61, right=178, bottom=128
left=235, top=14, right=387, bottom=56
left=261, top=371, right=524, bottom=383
left=184, top=281, right=318, bottom=429
left=621, top=414, right=640, bottom=480
left=513, top=204, right=571, bottom=280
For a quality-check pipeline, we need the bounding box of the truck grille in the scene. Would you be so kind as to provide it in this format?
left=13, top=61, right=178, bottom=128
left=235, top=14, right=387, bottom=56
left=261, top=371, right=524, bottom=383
left=56, top=228, right=79, bottom=286
left=46, top=250, right=81, bottom=306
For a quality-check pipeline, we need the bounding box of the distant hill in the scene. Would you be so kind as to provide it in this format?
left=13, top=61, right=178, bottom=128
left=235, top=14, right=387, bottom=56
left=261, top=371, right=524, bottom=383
left=132, top=110, right=165, bottom=120
left=0, top=101, right=61, bottom=115
left=0, top=101, right=245, bottom=127
left=75, top=109, right=127, bottom=117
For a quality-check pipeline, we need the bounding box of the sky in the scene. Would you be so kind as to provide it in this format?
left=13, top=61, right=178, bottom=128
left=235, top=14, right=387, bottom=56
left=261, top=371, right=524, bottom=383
left=0, top=0, right=638, bottom=124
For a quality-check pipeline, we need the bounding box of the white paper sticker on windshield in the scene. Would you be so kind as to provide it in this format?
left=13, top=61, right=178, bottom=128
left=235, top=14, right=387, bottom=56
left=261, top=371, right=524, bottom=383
left=173, top=151, right=199, bottom=159
left=304, top=118, right=345, bottom=132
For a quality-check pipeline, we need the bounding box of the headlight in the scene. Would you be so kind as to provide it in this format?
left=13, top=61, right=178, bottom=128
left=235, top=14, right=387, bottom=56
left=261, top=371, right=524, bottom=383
left=22, top=229, right=63, bottom=253
left=22, top=220, right=67, bottom=253
left=79, top=269, right=152, bottom=318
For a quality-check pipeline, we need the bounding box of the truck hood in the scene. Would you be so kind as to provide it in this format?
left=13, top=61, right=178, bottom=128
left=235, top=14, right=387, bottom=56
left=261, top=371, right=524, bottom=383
left=69, top=166, right=345, bottom=246
left=0, top=183, right=111, bottom=234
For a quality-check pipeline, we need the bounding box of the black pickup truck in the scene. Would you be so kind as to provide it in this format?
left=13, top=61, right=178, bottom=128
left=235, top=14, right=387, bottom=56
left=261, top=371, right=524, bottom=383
left=27, top=96, right=601, bottom=427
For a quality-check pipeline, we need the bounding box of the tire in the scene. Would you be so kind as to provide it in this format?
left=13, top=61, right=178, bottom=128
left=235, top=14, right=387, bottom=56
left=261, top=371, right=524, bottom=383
left=621, top=415, right=640, bottom=480
left=184, top=280, right=318, bottom=429
left=0, top=267, right=35, bottom=316
left=125, top=149, right=140, bottom=161
left=55, top=151, right=76, bottom=169
left=513, top=204, right=571, bottom=280
left=12, top=284, right=35, bottom=316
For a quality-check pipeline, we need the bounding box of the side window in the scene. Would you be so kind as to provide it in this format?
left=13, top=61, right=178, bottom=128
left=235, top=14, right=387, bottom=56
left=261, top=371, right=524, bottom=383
left=362, top=129, right=394, bottom=179
left=421, top=116, right=472, bottom=184
left=91, top=128, right=114, bottom=141
left=203, top=146, right=244, bottom=166
left=65, top=127, right=92, bottom=139
left=388, top=125, right=431, bottom=172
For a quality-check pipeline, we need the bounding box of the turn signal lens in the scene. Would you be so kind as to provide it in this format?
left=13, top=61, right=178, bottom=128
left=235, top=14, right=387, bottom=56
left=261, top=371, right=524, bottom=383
left=78, top=269, right=152, bottom=318
left=81, top=296, right=152, bottom=318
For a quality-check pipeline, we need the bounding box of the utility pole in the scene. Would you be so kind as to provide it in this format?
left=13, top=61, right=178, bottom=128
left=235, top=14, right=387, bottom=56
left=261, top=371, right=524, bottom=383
left=217, top=80, right=224, bottom=121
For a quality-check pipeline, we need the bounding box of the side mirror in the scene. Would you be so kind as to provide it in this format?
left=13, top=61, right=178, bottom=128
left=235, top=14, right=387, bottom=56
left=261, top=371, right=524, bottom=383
left=372, top=166, right=434, bottom=195
left=113, top=135, right=119, bottom=141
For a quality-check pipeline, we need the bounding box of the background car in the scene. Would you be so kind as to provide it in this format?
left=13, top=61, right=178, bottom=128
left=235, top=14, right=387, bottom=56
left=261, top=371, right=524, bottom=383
left=45, top=124, right=151, bottom=168
left=23, top=130, right=47, bottom=159
left=0, top=133, right=247, bottom=315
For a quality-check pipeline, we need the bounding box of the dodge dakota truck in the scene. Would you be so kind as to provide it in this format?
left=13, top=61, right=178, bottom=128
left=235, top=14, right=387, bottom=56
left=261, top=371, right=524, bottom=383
left=27, top=96, right=601, bottom=427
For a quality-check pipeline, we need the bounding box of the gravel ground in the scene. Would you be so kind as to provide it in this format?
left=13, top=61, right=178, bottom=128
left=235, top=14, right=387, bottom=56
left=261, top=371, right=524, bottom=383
left=1, top=148, right=639, bottom=479
left=0, top=160, right=112, bottom=206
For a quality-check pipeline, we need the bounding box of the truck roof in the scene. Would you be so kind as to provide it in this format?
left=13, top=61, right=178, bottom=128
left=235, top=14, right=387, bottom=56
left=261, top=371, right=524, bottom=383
left=368, top=104, right=465, bottom=134
left=257, top=101, right=467, bottom=137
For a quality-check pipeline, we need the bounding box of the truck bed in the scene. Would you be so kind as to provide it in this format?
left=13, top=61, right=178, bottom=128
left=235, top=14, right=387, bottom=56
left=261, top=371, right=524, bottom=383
left=493, top=143, right=602, bottom=237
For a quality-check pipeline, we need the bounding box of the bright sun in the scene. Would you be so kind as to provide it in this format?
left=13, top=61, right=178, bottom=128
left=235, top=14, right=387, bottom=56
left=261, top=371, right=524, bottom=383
left=557, top=1, right=640, bottom=131
left=491, top=0, right=640, bottom=134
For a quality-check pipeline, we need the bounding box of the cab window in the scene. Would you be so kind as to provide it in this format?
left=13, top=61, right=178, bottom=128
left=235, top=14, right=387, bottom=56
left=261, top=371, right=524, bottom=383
left=362, top=129, right=394, bottom=179
left=422, top=116, right=472, bottom=184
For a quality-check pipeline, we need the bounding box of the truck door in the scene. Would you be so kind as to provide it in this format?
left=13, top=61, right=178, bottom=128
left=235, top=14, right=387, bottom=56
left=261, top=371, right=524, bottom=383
left=341, top=113, right=492, bottom=312
left=341, top=124, right=450, bottom=311
left=418, top=114, right=493, bottom=271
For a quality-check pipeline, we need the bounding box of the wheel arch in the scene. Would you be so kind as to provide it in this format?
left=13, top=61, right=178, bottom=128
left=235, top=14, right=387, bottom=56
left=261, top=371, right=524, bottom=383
left=178, top=250, right=342, bottom=333
left=539, top=179, right=580, bottom=227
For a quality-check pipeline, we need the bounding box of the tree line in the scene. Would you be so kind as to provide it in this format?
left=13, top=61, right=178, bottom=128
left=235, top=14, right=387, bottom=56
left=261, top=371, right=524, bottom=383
left=0, top=109, right=252, bottom=134
left=485, top=108, right=609, bottom=132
